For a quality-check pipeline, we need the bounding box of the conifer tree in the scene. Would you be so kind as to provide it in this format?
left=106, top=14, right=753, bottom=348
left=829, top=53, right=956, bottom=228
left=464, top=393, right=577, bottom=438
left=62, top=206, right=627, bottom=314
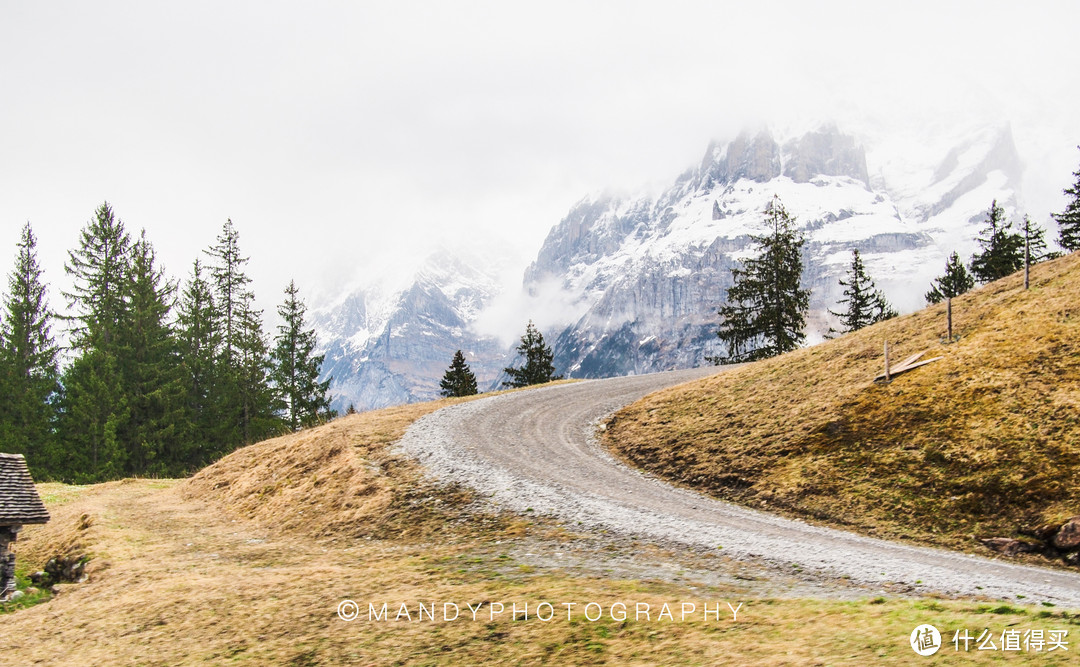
left=58, top=351, right=129, bottom=482
left=502, top=320, right=562, bottom=387
left=1052, top=148, right=1080, bottom=252
left=234, top=298, right=280, bottom=444
left=62, top=202, right=131, bottom=352
left=827, top=249, right=896, bottom=336
left=271, top=280, right=332, bottom=431
left=176, top=259, right=222, bottom=466
left=715, top=196, right=809, bottom=363
left=204, top=219, right=279, bottom=446
left=970, top=200, right=1024, bottom=283
left=119, top=231, right=186, bottom=474
left=440, top=349, right=478, bottom=397
left=0, top=222, right=59, bottom=472
left=925, top=252, right=976, bottom=304
left=205, top=219, right=251, bottom=363
left=58, top=203, right=133, bottom=481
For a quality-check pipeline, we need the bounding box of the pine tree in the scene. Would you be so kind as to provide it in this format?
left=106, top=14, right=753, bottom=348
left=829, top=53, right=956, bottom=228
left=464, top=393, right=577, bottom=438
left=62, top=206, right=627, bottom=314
left=270, top=280, right=333, bottom=431
left=57, top=350, right=128, bottom=482
left=715, top=196, right=810, bottom=363
left=62, top=202, right=131, bottom=352
left=176, top=259, right=223, bottom=467
left=119, top=231, right=187, bottom=475
left=827, top=249, right=896, bottom=336
left=58, top=203, right=134, bottom=481
left=205, top=219, right=251, bottom=364
left=204, top=219, right=279, bottom=447
left=234, top=298, right=281, bottom=444
left=925, top=252, right=976, bottom=304
left=440, top=349, right=478, bottom=397
left=0, top=222, right=59, bottom=474
left=970, top=200, right=1024, bottom=283
left=1053, top=148, right=1080, bottom=252
left=502, top=320, right=562, bottom=388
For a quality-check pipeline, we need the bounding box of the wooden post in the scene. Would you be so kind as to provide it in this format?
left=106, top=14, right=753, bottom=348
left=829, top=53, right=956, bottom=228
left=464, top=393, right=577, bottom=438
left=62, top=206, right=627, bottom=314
left=884, top=340, right=890, bottom=382
left=1024, top=224, right=1031, bottom=290
left=946, top=297, right=953, bottom=342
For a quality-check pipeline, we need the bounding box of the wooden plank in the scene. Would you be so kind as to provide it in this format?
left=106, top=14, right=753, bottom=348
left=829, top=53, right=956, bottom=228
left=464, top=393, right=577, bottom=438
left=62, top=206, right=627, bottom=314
left=892, top=351, right=926, bottom=371
left=874, top=355, right=942, bottom=382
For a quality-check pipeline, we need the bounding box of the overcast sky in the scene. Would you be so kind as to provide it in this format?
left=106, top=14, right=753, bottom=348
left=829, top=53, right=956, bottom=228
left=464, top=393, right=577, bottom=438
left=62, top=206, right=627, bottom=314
left=3, top=1, right=1079, bottom=322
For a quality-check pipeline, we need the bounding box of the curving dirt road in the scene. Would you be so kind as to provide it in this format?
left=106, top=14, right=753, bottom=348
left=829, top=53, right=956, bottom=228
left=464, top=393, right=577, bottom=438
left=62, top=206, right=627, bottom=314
left=397, top=367, right=1080, bottom=607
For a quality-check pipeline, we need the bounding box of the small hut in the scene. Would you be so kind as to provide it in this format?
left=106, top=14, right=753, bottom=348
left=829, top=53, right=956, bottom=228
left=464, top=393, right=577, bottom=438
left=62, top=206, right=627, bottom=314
left=0, top=453, right=50, bottom=600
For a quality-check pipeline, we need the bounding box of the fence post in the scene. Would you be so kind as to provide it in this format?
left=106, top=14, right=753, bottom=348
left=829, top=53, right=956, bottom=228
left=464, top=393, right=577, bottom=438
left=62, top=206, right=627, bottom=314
left=884, top=340, right=891, bottom=382
left=946, top=297, right=953, bottom=342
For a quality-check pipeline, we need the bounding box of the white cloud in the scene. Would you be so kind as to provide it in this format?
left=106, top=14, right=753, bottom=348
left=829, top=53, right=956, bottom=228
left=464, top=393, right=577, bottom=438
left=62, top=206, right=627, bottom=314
left=1, top=0, right=1078, bottom=323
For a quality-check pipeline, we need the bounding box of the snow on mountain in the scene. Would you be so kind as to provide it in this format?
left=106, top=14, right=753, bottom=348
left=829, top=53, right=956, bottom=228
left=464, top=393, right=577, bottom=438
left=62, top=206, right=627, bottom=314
left=313, top=249, right=509, bottom=412
left=524, top=123, right=1023, bottom=379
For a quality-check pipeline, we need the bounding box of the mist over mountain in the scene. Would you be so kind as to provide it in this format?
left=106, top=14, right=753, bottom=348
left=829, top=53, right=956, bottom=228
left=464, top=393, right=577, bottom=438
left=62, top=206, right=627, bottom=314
left=313, top=250, right=509, bottom=412
left=317, top=121, right=1027, bottom=406
left=526, top=123, right=1022, bottom=378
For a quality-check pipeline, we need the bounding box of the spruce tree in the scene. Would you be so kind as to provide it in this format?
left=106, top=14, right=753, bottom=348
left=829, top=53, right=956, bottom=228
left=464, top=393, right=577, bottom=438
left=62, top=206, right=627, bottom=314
left=440, top=349, right=478, bottom=397
left=925, top=252, right=976, bottom=304
left=58, top=203, right=134, bottom=481
left=0, top=222, right=60, bottom=473
left=1052, top=148, right=1080, bottom=252
left=119, top=231, right=186, bottom=475
left=502, top=320, right=561, bottom=388
left=827, top=249, right=896, bottom=336
left=270, top=280, right=333, bottom=431
left=57, top=350, right=128, bottom=482
left=970, top=200, right=1024, bottom=283
left=204, top=219, right=279, bottom=447
left=205, top=219, right=251, bottom=364
left=62, top=202, right=131, bottom=352
left=715, top=196, right=810, bottom=363
left=176, top=259, right=223, bottom=467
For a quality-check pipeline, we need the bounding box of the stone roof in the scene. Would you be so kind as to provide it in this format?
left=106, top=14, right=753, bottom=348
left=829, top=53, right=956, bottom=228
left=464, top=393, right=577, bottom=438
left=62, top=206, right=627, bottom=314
left=0, top=453, right=50, bottom=525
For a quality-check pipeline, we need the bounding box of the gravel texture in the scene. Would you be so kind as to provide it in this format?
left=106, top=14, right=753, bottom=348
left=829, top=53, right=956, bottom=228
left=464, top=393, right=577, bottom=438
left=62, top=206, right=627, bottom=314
left=396, top=367, right=1080, bottom=607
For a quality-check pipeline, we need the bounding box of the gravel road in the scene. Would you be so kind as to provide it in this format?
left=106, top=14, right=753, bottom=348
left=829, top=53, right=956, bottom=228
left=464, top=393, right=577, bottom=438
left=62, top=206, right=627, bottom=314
left=396, top=367, right=1080, bottom=607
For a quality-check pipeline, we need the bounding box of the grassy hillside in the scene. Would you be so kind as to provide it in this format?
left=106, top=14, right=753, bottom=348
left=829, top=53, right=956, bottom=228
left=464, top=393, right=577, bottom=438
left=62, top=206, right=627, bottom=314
left=605, top=252, right=1080, bottom=559
left=7, top=389, right=1078, bottom=663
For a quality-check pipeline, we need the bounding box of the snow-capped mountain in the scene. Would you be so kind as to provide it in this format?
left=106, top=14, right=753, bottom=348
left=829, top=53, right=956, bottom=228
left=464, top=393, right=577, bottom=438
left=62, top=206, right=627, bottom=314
left=313, top=250, right=509, bottom=412
left=525, top=123, right=1023, bottom=378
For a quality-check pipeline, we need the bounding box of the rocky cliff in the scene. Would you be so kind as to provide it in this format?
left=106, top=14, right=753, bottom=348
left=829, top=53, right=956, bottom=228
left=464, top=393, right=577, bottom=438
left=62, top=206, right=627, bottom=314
left=525, top=124, right=1022, bottom=379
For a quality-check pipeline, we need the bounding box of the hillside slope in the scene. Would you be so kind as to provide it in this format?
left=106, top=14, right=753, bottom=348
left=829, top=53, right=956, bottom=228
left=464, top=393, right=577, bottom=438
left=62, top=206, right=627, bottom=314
left=605, top=252, right=1080, bottom=559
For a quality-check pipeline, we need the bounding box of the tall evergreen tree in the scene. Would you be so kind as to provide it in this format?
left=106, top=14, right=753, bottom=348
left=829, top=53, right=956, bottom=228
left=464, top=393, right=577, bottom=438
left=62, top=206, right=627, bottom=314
left=58, top=203, right=134, bottom=481
left=204, top=219, right=279, bottom=446
left=970, top=200, right=1024, bottom=283
left=234, top=297, right=280, bottom=444
left=205, top=218, right=251, bottom=364
left=176, top=259, right=223, bottom=467
left=270, top=280, right=332, bottom=431
left=1052, top=148, right=1080, bottom=252
left=62, top=202, right=131, bottom=352
left=925, top=252, right=976, bottom=304
left=827, top=249, right=896, bottom=336
left=0, top=222, right=59, bottom=473
left=440, top=349, right=478, bottom=398
left=715, top=196, right=810, bottom=363
left=57, top=350, right=128, bottom=482
left=119, top=231, right=186, bottom=474
left=502, top=320, right=561, bottom=388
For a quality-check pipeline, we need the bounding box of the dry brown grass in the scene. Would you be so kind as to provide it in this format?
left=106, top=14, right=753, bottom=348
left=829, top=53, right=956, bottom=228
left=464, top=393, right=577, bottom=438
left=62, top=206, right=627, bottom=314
left=605, top=252, right=1080, bottom=557
left=6, top=375, right=1080, bottom=664
left=182, top=398, right=489, bottom=543
left=10, top=475, right=1079, bottom=665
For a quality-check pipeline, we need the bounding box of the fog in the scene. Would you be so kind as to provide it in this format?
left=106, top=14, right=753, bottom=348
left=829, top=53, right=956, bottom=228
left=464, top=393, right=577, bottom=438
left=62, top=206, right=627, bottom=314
left=2, top=1, right=1078, bottom=327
